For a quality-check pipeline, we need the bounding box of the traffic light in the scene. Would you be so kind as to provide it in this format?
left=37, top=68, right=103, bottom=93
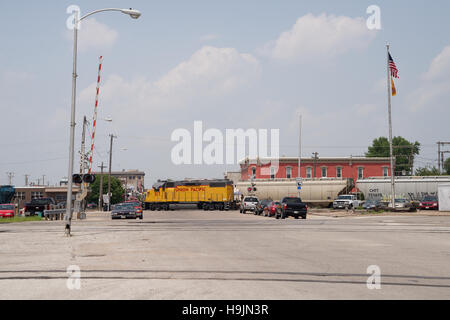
left=72, top=174, right=96, bottom=184
left=83, top=174, right=96, bottom=183
left=72, top=174, right=83, bottom=184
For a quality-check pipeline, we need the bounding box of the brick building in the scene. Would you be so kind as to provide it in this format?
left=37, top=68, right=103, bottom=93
left=92, top=169, right=145, bottom=194
left=239, top=156, right=391, bottom=183
left=12, top=186, right=80, bottom=209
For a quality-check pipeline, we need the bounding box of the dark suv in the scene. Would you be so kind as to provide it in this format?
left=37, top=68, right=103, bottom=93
left=278, top=197, right=307, bottom=219
left=24, top=198, right=56, bottom=216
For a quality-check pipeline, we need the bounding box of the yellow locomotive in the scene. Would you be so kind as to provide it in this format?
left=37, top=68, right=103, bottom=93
left=144, top=179, right=235, bottom=211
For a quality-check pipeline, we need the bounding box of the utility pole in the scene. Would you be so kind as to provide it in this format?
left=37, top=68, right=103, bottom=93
left=298, top=115, right=302, bottom=198
left=24, top=174, right=30, bottom=186
left=438, top=141, right=441, bottom=173
left=78, top=116, right=89, bottom=216
left=107, top=134, right=117, bottom=211
left=437, top=141, right=450, bottom=173
left=312, top=152, right=319, bottom=179
left=98, top=162, right=105, bottom=211
left=124, top=173, right=128, bottom=201
left=80, top=116, right=88, bottom=175
left=42, top=175, right=46, bottom=186
left=6, top=172, right=14, bottom=185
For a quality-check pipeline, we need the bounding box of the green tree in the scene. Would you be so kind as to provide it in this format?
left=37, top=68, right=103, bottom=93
left=366, top=136, right=420, bottom=176
left=415, top=166, right=441, bottom=176
left=87, top=175, right=125, bottom=205
left=444, top=158, right=450, bottom=175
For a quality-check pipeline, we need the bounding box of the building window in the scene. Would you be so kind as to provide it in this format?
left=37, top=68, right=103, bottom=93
left=336, top=167, right=342, bottom=178
left=251, top=167, right=256, bottom=178
left=306, top=167, right=312, bottom=179
left=31, top=192, right=43, bottom=199
left=358, top=167, right=364, bottom=179
left=383, top=167, right=389, bottom=177
left=286, top=167, right=292, bottom=179
left=270, top=167, right=275, bottom=180
left=14, top=192, right=25, bottom=200
left=321, top=167, right=327, bottom=178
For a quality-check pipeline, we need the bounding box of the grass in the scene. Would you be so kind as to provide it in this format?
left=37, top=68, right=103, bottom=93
left=0, top=216, right=43, bottom=223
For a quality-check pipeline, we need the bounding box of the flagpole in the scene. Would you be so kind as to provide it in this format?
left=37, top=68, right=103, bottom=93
left=386, top=44, right=395, bottom=208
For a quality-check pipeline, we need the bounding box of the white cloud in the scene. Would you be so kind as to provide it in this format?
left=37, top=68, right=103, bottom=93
left=423, top=45, right=450, bottom=81
left=155, top=46, right=260, bottom=97
left=79, top=46, right=261, bottom=125
left=262, top=13, right=376, bottom=62
left=410, top=45, right=450, bottom=111
left=65, top=18, right=118, bottom=52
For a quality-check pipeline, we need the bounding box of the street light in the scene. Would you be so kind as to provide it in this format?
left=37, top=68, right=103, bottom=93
left=64, top=7, right=141, bottom=236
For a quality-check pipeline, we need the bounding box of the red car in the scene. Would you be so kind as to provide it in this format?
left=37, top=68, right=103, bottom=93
left=0, top=204, right=15, bottom=218
left=419, top=196, right=439, bottom=210
left=264, top=201, right=281, bottom=217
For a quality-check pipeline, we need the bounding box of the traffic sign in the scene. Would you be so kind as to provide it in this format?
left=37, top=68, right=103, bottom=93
left=297, top=186, right=301, bottom=190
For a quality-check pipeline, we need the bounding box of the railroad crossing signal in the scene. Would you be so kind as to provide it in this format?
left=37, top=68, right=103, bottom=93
left=72, top=174, right=96, bottom=184
left=248, top=181, right=257, bottom=193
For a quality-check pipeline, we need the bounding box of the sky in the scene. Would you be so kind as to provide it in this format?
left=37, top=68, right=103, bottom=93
left=1, top=0, right=449, bottom=187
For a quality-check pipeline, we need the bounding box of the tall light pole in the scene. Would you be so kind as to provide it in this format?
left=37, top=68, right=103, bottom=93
left=297, top=115, right=302, bottom=198
left=64, top=7, right=141, bottom=236
left=120, top=148, right=129, bottom=201
left=107, top=134, right=117, bottom=211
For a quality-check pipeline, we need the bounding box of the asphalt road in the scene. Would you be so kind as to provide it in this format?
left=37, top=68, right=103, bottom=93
left=0, top=209, right=449, bottom=299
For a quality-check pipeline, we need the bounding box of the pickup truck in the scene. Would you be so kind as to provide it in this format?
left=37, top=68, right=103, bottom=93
left=277, top=197, right=307, bottom=219
left=332, top=194, right=361, bottom=209
left=24, top=197, right=56, bottom=216
left=240, top=196, right=259, bottom=214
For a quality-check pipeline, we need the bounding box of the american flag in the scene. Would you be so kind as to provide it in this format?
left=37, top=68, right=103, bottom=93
left=388, top=53, right=399, bottom=78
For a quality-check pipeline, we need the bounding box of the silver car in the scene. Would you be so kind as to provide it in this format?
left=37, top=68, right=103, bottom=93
left=240, top=196, right=259, bottom=214
left=387, top=198, right=415, bottom=211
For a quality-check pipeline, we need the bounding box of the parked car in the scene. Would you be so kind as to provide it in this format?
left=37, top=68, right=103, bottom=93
left=419, top=196, right=439, bottom=210
left=256, top=199, right=272, bottom=215
left=0, top=204, right=15, bottom=218
left=278, top=197, right=307, bottom=219
left=333, top=194, right=361, bottom=209
left=240, top=196, right=259, bottom=214
left=387, top=198, right=415, bottom=211
left=124, top=200, right=144, bottom=219
left=362, top=199, right=384, bottom=210
left=265, top=201, right=281, bottom=217
left=24, top=198, right=56, bottom=216
left=111, top=202, right=142, bottom=220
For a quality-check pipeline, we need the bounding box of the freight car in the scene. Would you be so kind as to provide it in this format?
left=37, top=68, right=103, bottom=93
left=356, top=176, right=450, bottom=201
left=144, top=179, right=235, bottom=211
left=234, top=178, right=353, bottom=207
